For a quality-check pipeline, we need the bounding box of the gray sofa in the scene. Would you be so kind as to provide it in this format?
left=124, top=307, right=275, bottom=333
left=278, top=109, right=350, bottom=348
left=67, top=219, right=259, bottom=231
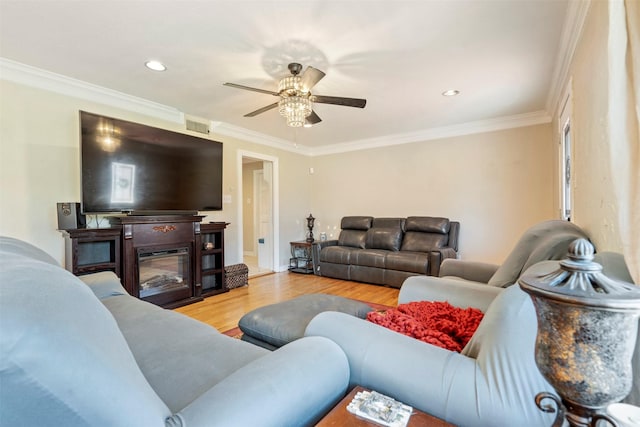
left=306, top=250, right=639, bottom=427
left=313, top=216, right=459, bottom=287
left=0, top=236, right=349, bottom=427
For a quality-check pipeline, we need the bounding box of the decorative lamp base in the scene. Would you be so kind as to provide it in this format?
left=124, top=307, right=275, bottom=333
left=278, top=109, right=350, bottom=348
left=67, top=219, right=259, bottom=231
left=535, top=392, right=620, bottom=427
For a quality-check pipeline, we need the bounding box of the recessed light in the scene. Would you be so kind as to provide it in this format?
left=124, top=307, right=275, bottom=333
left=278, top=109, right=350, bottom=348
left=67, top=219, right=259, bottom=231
left=442, top=89, right=460, bottom=97
left=145, top=60, right=166, bottom=71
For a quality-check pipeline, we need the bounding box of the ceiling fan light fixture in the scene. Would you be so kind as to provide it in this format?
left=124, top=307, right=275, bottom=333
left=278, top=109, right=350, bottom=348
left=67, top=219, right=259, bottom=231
left=278, top=75, right=303, bottom=93
left=278, top=96, right=312, bottom=127
left=225, top=62, right=362, bottom=128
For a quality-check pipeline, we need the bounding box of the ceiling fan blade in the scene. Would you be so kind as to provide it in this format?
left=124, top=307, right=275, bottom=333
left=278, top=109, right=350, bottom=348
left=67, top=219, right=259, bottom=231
left=313, top=95, right=366, bottom=108
left=244, top=102, right=279, bottom=117
left=224, top=82, right=279, bottom=96
left=305, top=111, right=322, bottom=126
left=300, top=66, right=326, bottom=91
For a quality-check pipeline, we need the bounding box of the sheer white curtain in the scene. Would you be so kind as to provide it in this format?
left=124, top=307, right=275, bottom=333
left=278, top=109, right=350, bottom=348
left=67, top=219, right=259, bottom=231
left=608, top=0, right=639, bottom=283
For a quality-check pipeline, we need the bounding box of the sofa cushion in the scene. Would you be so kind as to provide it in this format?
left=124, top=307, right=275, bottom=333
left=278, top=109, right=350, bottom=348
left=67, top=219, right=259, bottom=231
left=385, top=251, right=430, bottom=274
left=401, top=217, right=450, bottom=252
left=341, top=216, right=373, bottom=230
left=0, top=251, right=170, bottom=427
left=351, top=249, right=388, bottom=268
left=320, top=246, right=360, bottom=264
left=102, top=294, right=268, bottom=412
left=405, top=217, right=450, bottom=234
left=338, top=229, right=368, bottom=249
left=365, top=228, right=403, bottom=251
left=401, top=232, right=449, bottom=252
left=371, top=217, right=406, bottom=230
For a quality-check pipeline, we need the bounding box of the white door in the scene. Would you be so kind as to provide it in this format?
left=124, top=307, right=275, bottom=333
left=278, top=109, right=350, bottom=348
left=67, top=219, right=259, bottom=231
left=238, top=150, right=279, bottom=274
left=254, top=162, right=273, bottom=271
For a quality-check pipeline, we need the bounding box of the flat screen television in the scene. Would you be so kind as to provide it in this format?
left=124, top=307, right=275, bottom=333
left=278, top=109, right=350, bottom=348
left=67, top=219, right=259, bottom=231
left=80, top=111, right=223, bottom=214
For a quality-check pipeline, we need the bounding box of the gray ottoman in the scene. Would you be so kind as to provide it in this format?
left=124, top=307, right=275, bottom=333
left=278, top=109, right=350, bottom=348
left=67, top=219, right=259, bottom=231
left=239, top=293, right=373, bottom=350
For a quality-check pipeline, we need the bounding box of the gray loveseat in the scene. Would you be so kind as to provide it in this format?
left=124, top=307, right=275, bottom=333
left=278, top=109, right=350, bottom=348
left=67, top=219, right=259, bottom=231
left=0, top=236, right=349, bottom=427
left=313, top=216, right=459, bottom=288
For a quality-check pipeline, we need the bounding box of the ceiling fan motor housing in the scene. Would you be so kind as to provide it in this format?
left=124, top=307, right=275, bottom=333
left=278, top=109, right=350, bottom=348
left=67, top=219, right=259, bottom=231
left=288, top=62, right=303, bottom=75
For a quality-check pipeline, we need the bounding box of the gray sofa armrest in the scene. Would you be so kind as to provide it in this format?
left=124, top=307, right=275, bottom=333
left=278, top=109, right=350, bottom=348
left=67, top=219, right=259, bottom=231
left=173, top=336, right=349, bottom=427
left=427, top=247, right=458, bottom=276
left=307, top=287, right=556, bottom=427
left=305, top=312, right=477, bottom=423
left=439, top=258, right=499, bottom=283
left=398, top=275, right=503, bottom=312
left=78, top=271, right=128, bottom=300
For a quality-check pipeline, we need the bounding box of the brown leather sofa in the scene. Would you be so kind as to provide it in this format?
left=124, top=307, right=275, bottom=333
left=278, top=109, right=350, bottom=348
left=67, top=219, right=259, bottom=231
left=312, top=216, right=459, bottom=288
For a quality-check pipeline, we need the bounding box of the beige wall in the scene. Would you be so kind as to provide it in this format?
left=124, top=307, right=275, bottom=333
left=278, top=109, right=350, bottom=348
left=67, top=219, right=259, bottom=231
left=310, top=124, right=556, bottom=263
left=0, top=79, right=313, bottom=268
left=0, top=76, right=556, bottom=267
left=558, top=0, right=626, bottom=254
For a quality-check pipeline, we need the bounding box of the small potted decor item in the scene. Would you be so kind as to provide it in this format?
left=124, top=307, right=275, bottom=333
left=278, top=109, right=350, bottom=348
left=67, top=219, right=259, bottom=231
left=306, top=214, right=315, bottom=243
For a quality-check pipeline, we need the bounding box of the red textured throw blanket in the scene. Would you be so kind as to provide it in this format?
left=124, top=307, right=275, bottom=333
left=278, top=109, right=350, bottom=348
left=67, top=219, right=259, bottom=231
left=366, top=301, right=484, bottom=352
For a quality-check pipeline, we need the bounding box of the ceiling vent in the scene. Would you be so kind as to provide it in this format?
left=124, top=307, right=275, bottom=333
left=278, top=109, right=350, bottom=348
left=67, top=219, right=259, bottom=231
left=186, top=118, right=210, bottom=135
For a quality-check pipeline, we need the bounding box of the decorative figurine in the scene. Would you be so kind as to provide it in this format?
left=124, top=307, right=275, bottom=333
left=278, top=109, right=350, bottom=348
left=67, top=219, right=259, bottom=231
left=306, top=214, right=315, bottom=243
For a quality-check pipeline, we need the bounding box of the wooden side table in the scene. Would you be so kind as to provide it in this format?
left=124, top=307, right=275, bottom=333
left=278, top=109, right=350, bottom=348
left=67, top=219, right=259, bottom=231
left=316, top=386, right=454, bottom=426
left=289, top=240, right=314, bottom=274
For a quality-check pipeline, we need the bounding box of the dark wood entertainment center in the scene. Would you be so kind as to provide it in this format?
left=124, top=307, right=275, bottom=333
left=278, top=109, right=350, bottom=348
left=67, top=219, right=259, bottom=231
left=61, top=215, right=228, bottom=308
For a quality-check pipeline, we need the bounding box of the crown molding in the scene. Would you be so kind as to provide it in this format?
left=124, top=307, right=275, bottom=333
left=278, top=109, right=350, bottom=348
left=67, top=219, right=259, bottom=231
left=0, top=57, right=184, bottom=124
left=309, top=110, right=552, bottom=156
left=2, top=57, right=552, bottom=157
left=545, top=0, right=592, bottom=118
left=210, top=122, right=313, bottom=155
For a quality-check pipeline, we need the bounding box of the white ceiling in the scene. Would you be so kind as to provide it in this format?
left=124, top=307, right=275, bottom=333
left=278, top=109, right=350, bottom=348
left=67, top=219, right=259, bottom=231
left=0, top=0, right=571, bottom=150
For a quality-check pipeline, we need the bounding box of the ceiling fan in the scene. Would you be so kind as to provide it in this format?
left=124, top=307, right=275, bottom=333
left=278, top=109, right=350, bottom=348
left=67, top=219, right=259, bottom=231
left=224, top=63, right=366, bottom=128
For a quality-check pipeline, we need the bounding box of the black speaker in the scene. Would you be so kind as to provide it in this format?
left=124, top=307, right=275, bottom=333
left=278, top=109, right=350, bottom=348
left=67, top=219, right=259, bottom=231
left=57, top=202, right=86, bottom=230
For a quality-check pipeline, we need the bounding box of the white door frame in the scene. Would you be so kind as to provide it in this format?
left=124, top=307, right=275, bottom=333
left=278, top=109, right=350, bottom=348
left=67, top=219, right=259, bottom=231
left=237, top=150, right=279, bottom=271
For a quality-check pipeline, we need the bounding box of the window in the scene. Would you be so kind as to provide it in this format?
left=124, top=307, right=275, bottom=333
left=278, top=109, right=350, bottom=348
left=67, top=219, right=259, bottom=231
left=558, top=83, right=573, bottom=221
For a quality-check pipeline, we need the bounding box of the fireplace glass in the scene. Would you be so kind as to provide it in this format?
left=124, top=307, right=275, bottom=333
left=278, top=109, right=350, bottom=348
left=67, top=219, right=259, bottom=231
left=138, top=247, right=190, bottom=298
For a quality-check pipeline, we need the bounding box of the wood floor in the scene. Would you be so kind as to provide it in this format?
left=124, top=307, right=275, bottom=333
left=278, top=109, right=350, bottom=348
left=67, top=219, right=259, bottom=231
left=174, top=272, right=400, bottom=332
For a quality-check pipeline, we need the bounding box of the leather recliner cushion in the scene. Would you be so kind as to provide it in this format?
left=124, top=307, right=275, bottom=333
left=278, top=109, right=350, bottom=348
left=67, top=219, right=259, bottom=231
left=363, top=218, right=404, bottom=251
left=405, top=217, right=450, bottom=233
left=365, top=227, right=404, bottom=251
left=351, top=249, right=388, bottom=268
left=401, top=217, right=451, bottom=252
left=385, top=251, right=430, bottom=274
left=320, top=246, right=359, bottom=264
left=371, top=217, right=406, bottom=230
left=401, top=232, right=449, bottom=252
left=338, top=230, right=368, bottom=249
left=338, top=216, right=373, bottom=249
left=341, top=216, right=373, bottom=230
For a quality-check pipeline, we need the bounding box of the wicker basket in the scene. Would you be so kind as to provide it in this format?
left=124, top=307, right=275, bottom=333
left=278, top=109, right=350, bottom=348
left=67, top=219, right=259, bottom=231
left=225, top=263, right=248, bottom=289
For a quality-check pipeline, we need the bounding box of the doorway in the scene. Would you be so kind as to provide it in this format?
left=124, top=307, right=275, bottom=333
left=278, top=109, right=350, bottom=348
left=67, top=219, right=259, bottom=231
left=238, top=151, right=279, bottom=277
